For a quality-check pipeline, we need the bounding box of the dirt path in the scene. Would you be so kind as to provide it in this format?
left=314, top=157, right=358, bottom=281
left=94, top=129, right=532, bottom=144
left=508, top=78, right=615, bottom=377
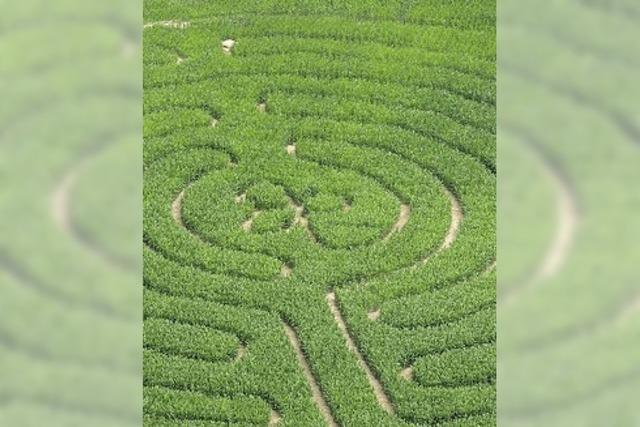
left=51, top=170, right=77, bottom=234
left=327, top=292, right=394, bottom=415
left=441, top=187, right=463, bottom=250
left=171, top=189, right=186, bottom=226
left=282, top=322, right=338, bottom=426
left=501, top=146, right=579, bottom=306
left=383, top=204, right=410, bottom=242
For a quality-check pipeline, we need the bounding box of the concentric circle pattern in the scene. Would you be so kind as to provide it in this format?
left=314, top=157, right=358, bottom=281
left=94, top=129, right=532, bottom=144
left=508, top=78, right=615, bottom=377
left=144, top=1, right=495, bottom=425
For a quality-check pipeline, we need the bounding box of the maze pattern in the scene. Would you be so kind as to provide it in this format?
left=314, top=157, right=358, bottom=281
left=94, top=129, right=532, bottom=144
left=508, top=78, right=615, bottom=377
left=143, top=1, right=496, bottom=425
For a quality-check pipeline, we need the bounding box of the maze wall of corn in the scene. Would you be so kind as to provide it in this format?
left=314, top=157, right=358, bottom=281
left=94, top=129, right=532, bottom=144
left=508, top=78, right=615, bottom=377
left=143, top=1, right=496, bottom=425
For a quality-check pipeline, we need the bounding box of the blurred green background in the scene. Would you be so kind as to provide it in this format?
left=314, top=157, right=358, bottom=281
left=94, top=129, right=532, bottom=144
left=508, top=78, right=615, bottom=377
left=499, top=0, right=640, bottom=425
left=0, top=1, right=141, bottom=426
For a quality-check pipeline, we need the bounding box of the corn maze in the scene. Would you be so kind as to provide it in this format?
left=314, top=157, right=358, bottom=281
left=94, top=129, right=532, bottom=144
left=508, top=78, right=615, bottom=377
left=143, top=1, right=496, bottom=425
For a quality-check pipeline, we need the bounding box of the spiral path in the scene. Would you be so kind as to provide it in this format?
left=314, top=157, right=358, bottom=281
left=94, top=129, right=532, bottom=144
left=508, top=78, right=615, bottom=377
left=144, top=1, right=495, bottom=425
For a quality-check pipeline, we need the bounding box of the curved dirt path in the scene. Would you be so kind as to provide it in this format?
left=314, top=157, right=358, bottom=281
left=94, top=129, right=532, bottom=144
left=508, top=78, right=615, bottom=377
left=171, top=188, right=187, bottom=226
left=501, top=141, right=579, bottom=306
left=51, top=169, right=77, bottom=234
left=383, top=204, right=411, bottom=242
left=440, top=187, right=463, bottom=251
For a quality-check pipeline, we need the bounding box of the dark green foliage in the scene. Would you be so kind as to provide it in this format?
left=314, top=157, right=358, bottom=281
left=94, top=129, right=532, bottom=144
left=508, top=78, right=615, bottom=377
left=413, top=344, right=496, bottom=388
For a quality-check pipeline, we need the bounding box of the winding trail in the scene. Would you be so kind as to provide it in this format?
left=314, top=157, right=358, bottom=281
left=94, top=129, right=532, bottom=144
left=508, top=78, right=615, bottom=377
left=399, top=367, right=413, bottom=381
left=282, top=322, right=338, bottom=427
left=383, top=204, right=411, bottom=242
left=441, top=187, right=463, bottom=250
left=410, top=186, right=464, bottom=270
left=327, top=292, right=394, bottom=415
left=171, top=189, right=186, bottom=226
left=51, top=169, right=77, bottom=234
left=535, top=161, right=578, bottom=282
left=501, top=133, right=580, bottom=306
left=50, top=151, right=137, bottom=272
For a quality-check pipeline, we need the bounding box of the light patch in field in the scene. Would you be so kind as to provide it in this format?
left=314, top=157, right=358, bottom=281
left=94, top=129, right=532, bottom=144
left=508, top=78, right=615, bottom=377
left=235, top=192, right=246, bottom=203
left=399, top=367, right=413, bottom=381
left=171, top=189, right=186, bottom=227
left=413, top=187, right=464, bottom=269
left=285, top=144, right=296, bottom=155
left=51, top=169, right=77, bottom=233
left=280, top=264, right=292, bottom=278
left=210, top=117, right=219, bottom=127
left=241, top=211, right=261, bottom=232
left=485, top=259, right=497, bottom=274
left=502, top=146, right=579, bottom=306
left=176, top=54, right=186, bottom=64
left=383, top=203, right=410, bottom=241
left=143, top=20, right=190, bottom=29
left=121, top=40, right=136, bottom=58
left=257, top=102, right=267, bottom=113
left=235, top=344, right=247, bottom=362
left=327, top=292, right=394, bottom=414
left=287, top=197, right=315, bottom=241
left=441, top=187, right=463, bottom=250
left=283, top=323, right=337, bottom=427
left=342, top=199, right=352, bottom=213
left=367, top=309, right=380, bottom=321
left=221, top=39, right=235, bottom=55
left=269, top=410, right=282, bottom=426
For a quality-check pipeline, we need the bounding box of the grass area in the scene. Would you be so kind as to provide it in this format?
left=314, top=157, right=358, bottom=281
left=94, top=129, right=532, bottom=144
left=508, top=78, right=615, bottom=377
left=144, top=1, right=495, bottom=425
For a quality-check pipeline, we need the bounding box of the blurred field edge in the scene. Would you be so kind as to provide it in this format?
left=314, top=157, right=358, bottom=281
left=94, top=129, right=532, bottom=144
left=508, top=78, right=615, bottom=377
left=0, top=1, right=142, bottom=426
left=498, top=1, right=640, bottom=426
